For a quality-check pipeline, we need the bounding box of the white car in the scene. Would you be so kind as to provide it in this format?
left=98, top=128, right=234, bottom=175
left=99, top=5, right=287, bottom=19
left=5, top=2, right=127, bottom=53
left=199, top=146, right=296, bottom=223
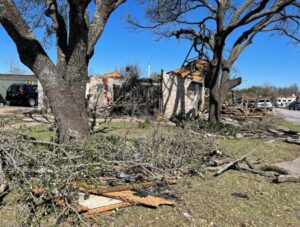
left=255, top=99, right=273, bottom=111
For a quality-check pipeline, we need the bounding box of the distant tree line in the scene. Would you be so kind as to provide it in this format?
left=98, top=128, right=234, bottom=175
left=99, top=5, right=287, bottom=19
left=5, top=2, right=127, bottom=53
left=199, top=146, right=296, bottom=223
left=235, top=83, right=299, bottom=100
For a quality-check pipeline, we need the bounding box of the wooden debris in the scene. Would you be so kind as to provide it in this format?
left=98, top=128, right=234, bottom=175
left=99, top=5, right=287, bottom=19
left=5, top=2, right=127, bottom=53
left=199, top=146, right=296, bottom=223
left=277, top=175, right=300, bottom=183
left=239, top=166, right=273, bottom=177
left=285, top=137, right=300, bottom=145
left=261, top=157, right=300, bottom=183
left=78, top=193, right=124, bottom=210
left=103, top=190, right=175, bottom=208
left=75, top=179, right=177, bottom=195
left=260, top=165, right=289, bottom=175
left=214, top=156, right=246, bottom=176
left=84, top=202, right=131, bottom=218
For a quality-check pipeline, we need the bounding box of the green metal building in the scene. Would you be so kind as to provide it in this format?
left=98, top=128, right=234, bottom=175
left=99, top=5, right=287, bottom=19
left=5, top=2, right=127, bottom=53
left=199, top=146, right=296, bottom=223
left=0, top=74, right=37, bottom=101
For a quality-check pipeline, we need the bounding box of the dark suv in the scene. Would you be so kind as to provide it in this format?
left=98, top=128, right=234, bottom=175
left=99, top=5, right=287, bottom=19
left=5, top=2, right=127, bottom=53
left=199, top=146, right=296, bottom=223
left=288, top=101, right=300, bottom=110
left=6, top=84, right=38, bottom=107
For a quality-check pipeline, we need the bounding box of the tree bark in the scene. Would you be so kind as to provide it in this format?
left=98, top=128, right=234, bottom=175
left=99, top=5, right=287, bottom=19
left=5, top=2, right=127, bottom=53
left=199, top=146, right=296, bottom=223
left=208, top=60, right=242, bottom=123
left=0, top=0, right=90, bottom=143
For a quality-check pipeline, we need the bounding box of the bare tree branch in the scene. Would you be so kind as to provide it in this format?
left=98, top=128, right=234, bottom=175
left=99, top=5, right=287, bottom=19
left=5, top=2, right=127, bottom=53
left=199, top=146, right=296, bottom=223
left=87, top=0, right=126, bottom=58
left=45, top=0, right=68, bottom=72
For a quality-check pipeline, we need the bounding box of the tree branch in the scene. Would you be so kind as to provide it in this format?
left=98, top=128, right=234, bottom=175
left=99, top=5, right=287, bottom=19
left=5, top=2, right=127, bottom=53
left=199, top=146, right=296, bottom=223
left=45, top=0, right=68, bottom=72
left=87, top=0, right=126, bottom=59
left=0, top=0, right=58, bottom=87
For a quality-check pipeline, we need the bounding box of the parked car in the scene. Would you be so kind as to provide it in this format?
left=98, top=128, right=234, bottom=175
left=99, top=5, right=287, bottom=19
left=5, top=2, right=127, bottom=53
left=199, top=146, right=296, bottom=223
left=288, top=101, right=300, bottom=110
left=275, top=97, right=295, bottom=108
left=255, top=99, right=273, bottom=111
left=5, top=84, right=38, bottom=107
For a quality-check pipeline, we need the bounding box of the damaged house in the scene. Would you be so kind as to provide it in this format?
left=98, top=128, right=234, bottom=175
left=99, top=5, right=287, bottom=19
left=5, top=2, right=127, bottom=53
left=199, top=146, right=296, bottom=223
left=38, top=71, right=125, bottom=112
left=162, top=60, right=208, bottom=118
left=38, top=60, right=208, bottom=119
left=86, top=71, right=125, bottom=112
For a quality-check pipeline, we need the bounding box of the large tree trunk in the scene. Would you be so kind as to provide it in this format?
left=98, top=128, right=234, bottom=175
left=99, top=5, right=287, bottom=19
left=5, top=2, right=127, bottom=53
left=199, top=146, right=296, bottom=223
left=0, top=1, right=90, bottom=143
left=208, top=62, right=242, bottom=123
left=0, top=0, right=125, bottom=143
left=209, top=86, right=221, bottom=123
left=47, top=82, right=90, bottom=143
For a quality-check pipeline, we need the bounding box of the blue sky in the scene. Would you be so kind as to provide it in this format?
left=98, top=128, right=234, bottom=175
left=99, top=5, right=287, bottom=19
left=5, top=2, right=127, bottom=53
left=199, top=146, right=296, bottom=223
left=0, top=1, right=299, bottom=89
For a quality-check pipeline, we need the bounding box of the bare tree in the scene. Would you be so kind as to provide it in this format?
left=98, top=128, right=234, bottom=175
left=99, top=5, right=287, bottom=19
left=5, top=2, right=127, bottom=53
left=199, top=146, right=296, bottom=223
left=3, top=57, right=26, bottom=74
left=0, top=0, right=125, bottom=142
left=130, top=0, right=300, bottom=122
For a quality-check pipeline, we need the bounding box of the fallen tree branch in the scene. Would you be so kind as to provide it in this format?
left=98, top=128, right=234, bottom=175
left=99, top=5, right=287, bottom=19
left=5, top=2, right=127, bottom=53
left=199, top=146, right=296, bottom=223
left=75, top=179, right=177, bottom=195
left=239, top=166, right=273, bottom=177
left=214, top=156, right=246, bottom=176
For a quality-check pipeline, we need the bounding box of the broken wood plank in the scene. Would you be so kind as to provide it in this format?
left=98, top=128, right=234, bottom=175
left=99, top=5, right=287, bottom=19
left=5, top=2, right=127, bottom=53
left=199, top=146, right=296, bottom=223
left=78, top=193, right=124, bottom=210
left=102, top=190, right=175, bottom=208
left=84, top=202, right=131, bottom=218
left=75, top=179, right=177, bottom=195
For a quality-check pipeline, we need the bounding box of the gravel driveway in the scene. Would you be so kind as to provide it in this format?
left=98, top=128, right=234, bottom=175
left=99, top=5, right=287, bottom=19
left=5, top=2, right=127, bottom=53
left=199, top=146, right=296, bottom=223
left=274, top=108, right=300, bottom=125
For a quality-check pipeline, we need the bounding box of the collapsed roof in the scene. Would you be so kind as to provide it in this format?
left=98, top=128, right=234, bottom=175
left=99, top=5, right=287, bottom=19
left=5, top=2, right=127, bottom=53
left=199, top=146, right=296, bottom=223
left=169, top=60, right=208, bottom=84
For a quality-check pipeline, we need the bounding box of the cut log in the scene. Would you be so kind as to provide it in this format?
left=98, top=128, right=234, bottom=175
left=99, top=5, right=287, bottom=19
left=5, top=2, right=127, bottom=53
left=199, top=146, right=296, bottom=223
left=285, top=137, right=300, bottom=145
left=277, top=175, right=300, bottom=183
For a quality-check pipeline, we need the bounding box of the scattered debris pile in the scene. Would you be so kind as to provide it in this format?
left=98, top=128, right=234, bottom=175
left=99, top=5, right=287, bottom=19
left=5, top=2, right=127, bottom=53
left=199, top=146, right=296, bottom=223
left=0, top=127, right=218, bottom=224
left=207, top=152, right=300, bottom=183
left=32, top=179, right=176, bottom=219
left=262, top=157, right=300, bottom=183
left=222, top=104, right=268, bottom=120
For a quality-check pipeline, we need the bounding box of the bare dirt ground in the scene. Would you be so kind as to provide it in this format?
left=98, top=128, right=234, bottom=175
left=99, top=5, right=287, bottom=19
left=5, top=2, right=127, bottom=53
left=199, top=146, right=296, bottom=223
left=274, top=108, right=300, bottom=125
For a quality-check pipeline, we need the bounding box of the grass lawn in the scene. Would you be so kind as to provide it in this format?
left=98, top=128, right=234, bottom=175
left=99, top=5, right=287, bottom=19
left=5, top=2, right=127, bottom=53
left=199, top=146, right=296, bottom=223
left=90, top=138, right=300, bottom=227
left=1, top=118, right=300, bottom=226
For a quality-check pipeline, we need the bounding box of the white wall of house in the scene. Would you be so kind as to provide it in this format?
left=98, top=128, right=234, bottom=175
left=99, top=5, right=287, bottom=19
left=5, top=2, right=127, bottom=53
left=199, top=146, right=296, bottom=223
left=87, top=76, right=124, bottom=112
left=162, top=71, right=204, bottom=118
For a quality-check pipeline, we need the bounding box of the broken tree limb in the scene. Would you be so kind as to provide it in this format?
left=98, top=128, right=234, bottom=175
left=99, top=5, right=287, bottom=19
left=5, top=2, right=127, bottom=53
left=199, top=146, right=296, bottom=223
left=239, top=166, right=273, bottom=177
left=75, top=179, right=177, bottom=195
left=245, top=158, right=255, bottom=170
left=214, top=156, right=246, bottom=176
